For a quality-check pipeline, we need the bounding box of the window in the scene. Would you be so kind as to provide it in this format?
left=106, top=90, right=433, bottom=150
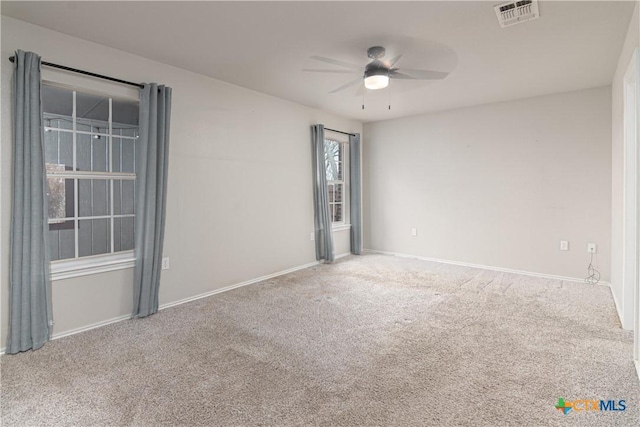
left=325, top=138, right=345, bottom=224
left=42, top=84, right=139, bottom=276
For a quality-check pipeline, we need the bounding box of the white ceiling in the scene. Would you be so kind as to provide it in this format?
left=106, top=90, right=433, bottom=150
left=1, top=1, right=635, bottom=122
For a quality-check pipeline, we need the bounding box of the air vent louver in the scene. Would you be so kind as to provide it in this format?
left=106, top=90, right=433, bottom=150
left=495, top=0, right=539, bottom=28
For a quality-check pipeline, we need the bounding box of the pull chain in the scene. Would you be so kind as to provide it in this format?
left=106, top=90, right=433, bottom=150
left=388, top=79, right=392, bottom=110
left=362, top=83, right=365, bottom=110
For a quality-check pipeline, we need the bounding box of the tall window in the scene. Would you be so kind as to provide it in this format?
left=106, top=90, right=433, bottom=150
left=42, top=84, right=139, bottom=264
left=325, top=138, right=345, bottom=223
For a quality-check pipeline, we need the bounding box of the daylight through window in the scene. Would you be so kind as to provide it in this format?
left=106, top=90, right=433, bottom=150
left=43, top=84, right=139, bottom=261
left=325, top=138, right=344, bottom=223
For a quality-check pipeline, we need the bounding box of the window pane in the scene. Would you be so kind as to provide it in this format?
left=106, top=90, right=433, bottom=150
left=325, top=140, right=342, bottom=181
left=59, top=131, right=73, bottom=165
left=334, top=203, right=343, bottom=222
left=112, top=138, right=122, bottom=172
left=92, top=180, right=109, bottom=216
left=78, top=179, right=110, bottom=217
left=113, top=180, right=135, bottom=215
left=121, top=180, right=135, bottom=215
left=334, top=183, right=343, bottom=203
left=121, top=139, right=135, bottom=173
left=76, top=91, right=109, bottom=123
left=42, top=85, right=73, bottom=117
left=48, top=116, right=73, bottom=130
left=113, top=99, right=139, bottom=126
left=113, top=217, right=121, bottom=252
left=49, top=229, right=60, bottom=261
left=46, top=165, right=68, bottom=220
left=44, top=119, right=73, bottom=166
left=92, top=130, right=108, bottom=171
left=76, top=130, right=109, bottom=172
left=76, top=131, right=90, bottom=171
left=113, top=180, right=122, bottom=215
left=78, top=219, right=111, bottom=257
left=49, top=228, right=75, bottom=261
left=44, top=129, right=59, bottom=165
left=112, top=136, right=136, bottom=173
left=114, top=217, right=135, bottom=252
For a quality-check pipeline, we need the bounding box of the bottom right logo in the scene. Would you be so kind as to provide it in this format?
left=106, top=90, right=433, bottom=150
left=555, top=398, right=626, bottom=414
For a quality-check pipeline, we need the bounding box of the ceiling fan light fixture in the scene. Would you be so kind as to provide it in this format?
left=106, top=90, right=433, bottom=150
left=364, top=71, right=389, bottom=90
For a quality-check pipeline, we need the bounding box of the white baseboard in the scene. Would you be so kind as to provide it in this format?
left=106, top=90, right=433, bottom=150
left=1, top=259, right=322, bottom=355
left=52, top=314, right=132, bottom=341
left=635, top=360, right=640, bottom=382
left=158, top=260, right=320, bottom=310
left=364, top=249, right=611, bottom=286
left=0, top=313, right=132, bottom=355
left=334, top=252, right=352, bottom=260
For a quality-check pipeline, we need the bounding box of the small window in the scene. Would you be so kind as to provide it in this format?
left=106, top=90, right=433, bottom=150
left=42, top=84, right=139, bottom=264
left=325, top=138, right=345, bottom=223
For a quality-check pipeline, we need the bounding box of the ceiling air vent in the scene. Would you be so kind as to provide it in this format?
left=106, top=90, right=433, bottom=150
left=495, top=0, right=539, bottom=28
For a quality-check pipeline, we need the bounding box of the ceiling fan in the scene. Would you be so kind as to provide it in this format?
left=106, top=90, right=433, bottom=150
left=303, top=46, right=449, bottom=94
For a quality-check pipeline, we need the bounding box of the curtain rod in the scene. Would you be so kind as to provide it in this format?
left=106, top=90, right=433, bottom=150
left=325, top=127, right=357, bottom=137
left=9, top=55, right=144, bottom=89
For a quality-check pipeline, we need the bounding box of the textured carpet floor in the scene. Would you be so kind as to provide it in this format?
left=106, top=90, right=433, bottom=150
left=1, top=254, right=638, bottom=426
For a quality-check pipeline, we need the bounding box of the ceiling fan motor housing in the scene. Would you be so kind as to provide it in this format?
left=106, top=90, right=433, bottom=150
left=364, top=62, right=389, bottom=90
left=367, top=46, right=386, bottom=59
left=364, top=64, right=388, bottom=79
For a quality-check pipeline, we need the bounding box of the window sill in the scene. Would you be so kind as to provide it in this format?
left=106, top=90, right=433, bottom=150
left=51, top=251, right=135, bottom=281
left=332, top=223, right=352, bottom=232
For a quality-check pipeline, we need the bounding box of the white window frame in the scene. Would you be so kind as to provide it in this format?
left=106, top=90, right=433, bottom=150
left=43, top=82, right=139, bottom=280
left=325, top=134, right=351, bottom=231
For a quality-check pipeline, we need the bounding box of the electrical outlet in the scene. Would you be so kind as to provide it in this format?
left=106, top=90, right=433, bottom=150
left=560, top=240, right=569, bottom=251
left=411, top=228, right=417, bottom=237
left=587, top=243, right=597, bottom=254
left=310, top=232, right=315, bottom=241
left=162, top=257, right=170, bottom=270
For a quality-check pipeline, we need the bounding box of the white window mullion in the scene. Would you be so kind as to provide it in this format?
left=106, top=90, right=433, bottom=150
left=56, top=121, right=60, bottom=164
left=44, top=126, right=137, bottom=140
left=48, top=214, right=135, bottom=224
left=47, top=171, right=135, bottom=180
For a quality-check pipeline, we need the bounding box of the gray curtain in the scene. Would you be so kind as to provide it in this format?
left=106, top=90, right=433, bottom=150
left=133, top=84, right=172, bottom=318
left=7, top=50, right=52, bottom=354
left=349, top=133, right=362, bottom=255
left=311, top=124, right=334, bottom=262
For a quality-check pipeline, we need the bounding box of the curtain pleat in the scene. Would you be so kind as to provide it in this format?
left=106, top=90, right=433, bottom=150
left=7, top=50, right=52, bottom=354
left=133, top=84, right=172, bottom=317
left=311, top=124, right=334, bottom=262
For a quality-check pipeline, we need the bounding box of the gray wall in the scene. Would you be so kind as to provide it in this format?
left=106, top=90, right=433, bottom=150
left=1, top=16, right=361, bottom=344
left=364, top=87, right=612, bottom=281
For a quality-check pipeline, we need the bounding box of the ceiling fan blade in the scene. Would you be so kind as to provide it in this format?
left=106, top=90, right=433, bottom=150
left=390, top=69, right=449, bottom=80
left=302, top=69, right=359, bottom=74
left=310, top=56, right=362, bottom=70
left=387, top=54, right=403, bottom=68
left=330, top=78, right=363, bottom=94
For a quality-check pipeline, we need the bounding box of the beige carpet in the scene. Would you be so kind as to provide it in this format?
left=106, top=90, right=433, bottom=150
left=1, top=254, right=638, bottom=426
